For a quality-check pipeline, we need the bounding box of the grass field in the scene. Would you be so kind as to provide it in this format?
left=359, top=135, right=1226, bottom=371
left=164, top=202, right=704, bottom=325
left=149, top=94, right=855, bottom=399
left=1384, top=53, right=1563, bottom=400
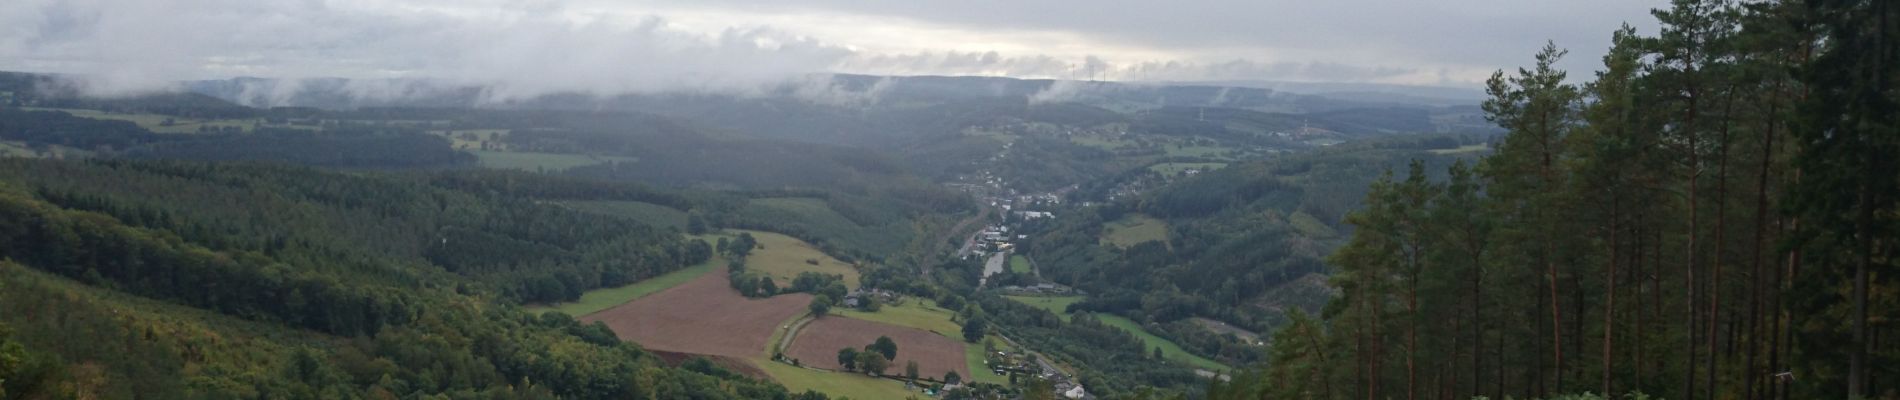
left=1097, top=315, right=1230, bottom=372
left=738, top=230, right=860, bottom=290
left=1148, top=162, right=1227, bottom=175
left=470, top=150, right=634, bottom=172
left=755, top=361, right=922, bottom=399
left=1007, top=255, right=1033, bottom=274
left=1003, top=295, right=1084, bottom=322
left=563, top=200, right=690, bottom=230
left=1163, top=145, right=1232, bottom=159
left=0, top=141, right=39, bottom=157
left=965, top=335, right=1010, bottom=385
left=835, top=298, right=961, bottom=337
left=828, top=298, right=1010, bottom=385
left=1428, top=143, right=1491, bottom=154
left=1100, top=213, right=1170, bottom=248
left=525, top=258, right=719, bottom=316
left=28, top=107, right=256, bottom=134
left=427, top=129, right=510, bottom=150
left=1, top=140, right=96, bottom=160
left=1069, top=135, right=1131, bottom=150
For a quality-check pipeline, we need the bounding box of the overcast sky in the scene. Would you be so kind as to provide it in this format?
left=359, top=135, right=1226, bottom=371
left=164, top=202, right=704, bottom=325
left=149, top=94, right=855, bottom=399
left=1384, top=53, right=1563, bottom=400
left=0, top=0, right=1664, bottom=97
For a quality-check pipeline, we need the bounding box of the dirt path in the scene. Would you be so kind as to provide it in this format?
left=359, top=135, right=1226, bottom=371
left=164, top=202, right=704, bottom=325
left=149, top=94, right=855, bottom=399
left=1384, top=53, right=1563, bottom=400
left=773, top=314, right=816, bottom=356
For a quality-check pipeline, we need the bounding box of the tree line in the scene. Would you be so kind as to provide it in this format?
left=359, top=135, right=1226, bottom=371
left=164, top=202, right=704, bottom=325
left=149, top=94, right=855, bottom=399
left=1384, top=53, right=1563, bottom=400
left=1217, top=1, right=1898, bottom=399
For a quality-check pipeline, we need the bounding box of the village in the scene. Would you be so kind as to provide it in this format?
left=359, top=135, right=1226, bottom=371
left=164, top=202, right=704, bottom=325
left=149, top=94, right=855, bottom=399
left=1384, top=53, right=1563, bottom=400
left=941, top=151, right=1097, bottom=399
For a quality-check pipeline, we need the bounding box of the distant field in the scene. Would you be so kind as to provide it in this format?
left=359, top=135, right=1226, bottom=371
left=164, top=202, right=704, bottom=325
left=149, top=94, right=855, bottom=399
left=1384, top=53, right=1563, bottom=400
left=755, top=361, right=921, bottom=399
left=524, top=260, right=717, bottom=317
left=1429, top=143, right=1491, bottom=154
left=1097, top=315, right=1230, bottom=372
left=427, top=129, right=510, bottom=150
left=1069, top=135, right=1130, bottom=150
left=1101, top=213, right=1169, bottom=248
left=836, top=298, right=961, bottom=337
left=1148, top=162, right=1227, bottom=175
left=1007, top=255, right=1033, bottom=274
left=1164, top=145, right=1238, bottom=159
left=470, top=150, right=634, bottom=172
left=1004, top=295, right=1084, bottom=322
left=738, top=230, right=860, bottom=290
left=0, top=141, right=39, bottom=157
left=563, top=200, right=689, bottom=230
left=0, top=140, right=91, bottom=159
left=27, top=107, right=255, bottom=134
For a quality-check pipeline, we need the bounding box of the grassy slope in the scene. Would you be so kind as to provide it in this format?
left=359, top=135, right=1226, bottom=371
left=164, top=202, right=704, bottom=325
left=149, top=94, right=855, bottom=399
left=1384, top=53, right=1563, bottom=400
left=524, top=260, right=719, bottom=317
left=827, top=298, right=1008, bottom=385
left=1100, top=213, right=1169, bottom=248
left=835, top=299, right=961, bottom=338
left=739, top=229, right=860, bottom=290
left=1007, top=255, right=1033, bottom=274
left=1096, top=315, right=1230, bottom=372
left=27, top=107, right=257, bottom=134
left=1148, top=162, right=1227, bottom=175
left=1428, top=143, right=1490, bottom=154
left=1003, top=295, right=1084, bottom=322
left=965, top=335, right=1011, bottom=385
left=563, top=200, right=690, bottom=230
left=755, top=361, right=922, bottom=399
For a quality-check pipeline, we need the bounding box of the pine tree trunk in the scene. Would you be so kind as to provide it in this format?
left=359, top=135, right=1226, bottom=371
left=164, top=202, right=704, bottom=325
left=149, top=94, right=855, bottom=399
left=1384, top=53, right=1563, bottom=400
left=1745, top=78, right=1782, bottom=400
left=1604, top=196, right=1619, bottom=397
left=1708, top=86, right=1738, bottom=400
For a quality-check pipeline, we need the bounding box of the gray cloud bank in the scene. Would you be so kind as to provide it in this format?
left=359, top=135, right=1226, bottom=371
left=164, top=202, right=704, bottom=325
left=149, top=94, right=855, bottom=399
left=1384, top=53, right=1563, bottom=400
left=0, top=0, right=1659, bottom=101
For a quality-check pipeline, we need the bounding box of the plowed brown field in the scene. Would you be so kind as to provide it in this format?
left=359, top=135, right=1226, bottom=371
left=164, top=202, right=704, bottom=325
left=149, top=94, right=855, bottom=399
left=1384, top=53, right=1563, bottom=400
left=581, top=267, right=812, bottom=359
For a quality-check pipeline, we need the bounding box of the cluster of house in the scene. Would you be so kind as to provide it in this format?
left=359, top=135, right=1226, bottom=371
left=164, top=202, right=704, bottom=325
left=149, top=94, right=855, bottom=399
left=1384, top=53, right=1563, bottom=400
left=1056, top=381, right=1090, bottom=399
left=970, top=224, right=1018, bottom=259
left=979, top=347, right=1091, bottom=399
left=840, top=288, right=899, bottom=308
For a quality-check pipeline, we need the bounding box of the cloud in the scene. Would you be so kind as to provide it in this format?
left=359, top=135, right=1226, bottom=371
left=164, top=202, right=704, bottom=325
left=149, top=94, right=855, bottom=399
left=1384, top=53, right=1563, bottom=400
left=0, top=0, right=1655, bottom=101
left=0, top=0, right=856, bottom=99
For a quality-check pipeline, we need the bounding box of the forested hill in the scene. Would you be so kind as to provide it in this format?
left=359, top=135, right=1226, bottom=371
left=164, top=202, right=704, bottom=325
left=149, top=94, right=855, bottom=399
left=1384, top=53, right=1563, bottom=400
left=0, top=159, right=825, bottom=398
left=1010, top=133, right=1488, bottom=368
left=1211, top=1, right=1900, bottom=399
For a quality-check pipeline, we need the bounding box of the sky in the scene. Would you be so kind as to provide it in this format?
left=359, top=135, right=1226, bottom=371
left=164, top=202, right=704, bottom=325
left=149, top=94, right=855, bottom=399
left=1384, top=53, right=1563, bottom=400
left=0, top=0, right=1665, bottom=97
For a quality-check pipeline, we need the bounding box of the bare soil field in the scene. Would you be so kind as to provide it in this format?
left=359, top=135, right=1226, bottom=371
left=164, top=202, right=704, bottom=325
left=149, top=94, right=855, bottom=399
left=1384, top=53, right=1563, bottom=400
left=581, top=267, right=812, bottom=359
left=783, top=316, right=971, bottom=380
